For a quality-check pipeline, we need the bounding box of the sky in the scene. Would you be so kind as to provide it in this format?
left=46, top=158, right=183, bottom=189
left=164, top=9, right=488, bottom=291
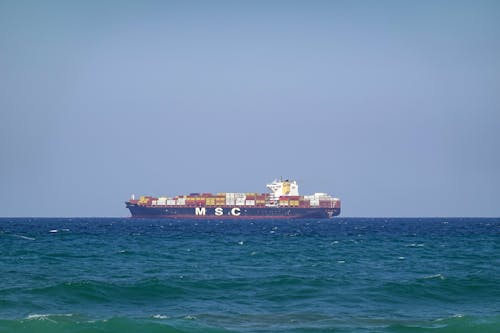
left=1, top=0, right=499, bottom=217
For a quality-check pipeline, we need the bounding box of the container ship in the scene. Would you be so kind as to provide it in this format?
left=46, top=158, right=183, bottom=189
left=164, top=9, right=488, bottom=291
left=126, top=179, right=341, bottom=219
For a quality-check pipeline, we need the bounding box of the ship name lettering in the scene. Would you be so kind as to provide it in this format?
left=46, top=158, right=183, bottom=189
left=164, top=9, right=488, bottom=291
left=231, top=207, right=241, bottom=216
left=195, top=207, right=206, bottom=215
left=215, top=207, right=223, bottom=216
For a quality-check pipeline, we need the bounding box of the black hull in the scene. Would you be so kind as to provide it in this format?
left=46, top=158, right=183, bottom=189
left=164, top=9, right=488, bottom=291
left=126, top=203, right=340, bottom=219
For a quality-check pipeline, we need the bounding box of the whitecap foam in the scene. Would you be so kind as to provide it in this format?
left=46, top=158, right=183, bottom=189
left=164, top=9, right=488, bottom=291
left=423, top=273, right=445, bottom=280
left=26, top=313, right=73, bottom=321
left=49, top=229, right=59, bottom=233
left=14, top=234, right=35, bottom=240
left=152, top=314, right=169, bottom=319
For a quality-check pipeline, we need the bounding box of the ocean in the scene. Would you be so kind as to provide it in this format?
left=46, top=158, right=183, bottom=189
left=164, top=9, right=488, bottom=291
left=0, top=217, right=498, bottom=333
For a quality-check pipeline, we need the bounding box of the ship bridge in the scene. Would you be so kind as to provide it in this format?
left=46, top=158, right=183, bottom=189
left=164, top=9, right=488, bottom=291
left=266, top=179, right=299, bottom=202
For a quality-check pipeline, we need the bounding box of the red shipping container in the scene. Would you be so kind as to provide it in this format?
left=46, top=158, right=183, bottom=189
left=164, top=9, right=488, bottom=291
left=319, top=200, right=332, bottom=208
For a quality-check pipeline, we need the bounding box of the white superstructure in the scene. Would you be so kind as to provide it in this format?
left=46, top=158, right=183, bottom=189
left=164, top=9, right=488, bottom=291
left=266, top=179, right=299, bottom=201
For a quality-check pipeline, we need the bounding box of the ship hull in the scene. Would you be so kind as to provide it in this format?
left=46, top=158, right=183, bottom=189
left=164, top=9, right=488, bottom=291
left=126, top=203, right=340, bottom=219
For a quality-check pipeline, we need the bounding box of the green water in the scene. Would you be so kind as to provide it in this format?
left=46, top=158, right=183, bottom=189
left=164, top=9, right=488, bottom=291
left=0, top=218, right=498, bottom=332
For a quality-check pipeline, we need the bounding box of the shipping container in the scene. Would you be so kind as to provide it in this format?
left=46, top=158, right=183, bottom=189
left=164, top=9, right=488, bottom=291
left=319, top=200, right=332, bottom=208
left=299, top=200, right=311, bottom=208
left=279, top=199, right=289, bottom=206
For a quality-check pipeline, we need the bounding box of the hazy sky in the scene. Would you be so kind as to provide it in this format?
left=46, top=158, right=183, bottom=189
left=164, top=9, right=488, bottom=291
left=1, top=1, right=499, bottom=217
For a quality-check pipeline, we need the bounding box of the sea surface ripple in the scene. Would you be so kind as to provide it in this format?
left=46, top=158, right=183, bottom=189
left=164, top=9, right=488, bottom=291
left=0, top=217, right=498, bottom=333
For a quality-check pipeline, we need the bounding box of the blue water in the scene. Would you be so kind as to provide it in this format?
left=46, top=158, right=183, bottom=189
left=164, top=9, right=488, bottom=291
left=0, top=218, right=498, bottom=332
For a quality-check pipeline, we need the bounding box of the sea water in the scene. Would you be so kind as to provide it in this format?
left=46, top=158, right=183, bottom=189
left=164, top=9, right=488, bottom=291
left=0, top=217, right=498, bottom=332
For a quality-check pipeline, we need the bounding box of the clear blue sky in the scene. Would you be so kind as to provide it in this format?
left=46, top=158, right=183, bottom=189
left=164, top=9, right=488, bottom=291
left=1, top=1, right=499, bottom=217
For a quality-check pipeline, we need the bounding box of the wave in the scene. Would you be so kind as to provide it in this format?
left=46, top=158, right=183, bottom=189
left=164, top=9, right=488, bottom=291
left=386, top=314, right=500, bottom=333
left=0, top=314, right=233, bottom=333
left=377, top=274, right=499, bottom=302
left=27, top=279, right=190, bottom=304
left=0, top=314, right=498, bottom=333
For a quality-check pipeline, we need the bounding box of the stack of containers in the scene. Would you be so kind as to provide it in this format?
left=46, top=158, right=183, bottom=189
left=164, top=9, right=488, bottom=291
left=255, top=194, right=266, bottom=207
left=157, top=197, right=167, bottom=205
left=186, top=197, right=196, bottom=206
left=319, top=200, right=333, bottom=208
left=333, top=199, right=341, bottom=208
left=166, top=198, right=176, bottom=205
left=215, top=195, right=226, bottom=206
left=139, top=196, right=152, bottom=205
left=245, top=193, right=256, bottom=206
left=299, top=199, right=311, bottom=208
left=235, top=193, right=246, bottom=206
left=304, top=195, right=316, bottom=207
left=288, top=196, right=300, bottom=207
left=176, top=197, right=186, bottom=206
left=279, top=196, right=289, bottom=206
left=205, top=196, right=216, bottom=206
left=225, top=193, right=236, bottom=206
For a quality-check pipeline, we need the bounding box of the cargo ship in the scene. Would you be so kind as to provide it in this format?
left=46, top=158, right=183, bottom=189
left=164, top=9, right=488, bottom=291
left=126, top=179, right=341, bottom=219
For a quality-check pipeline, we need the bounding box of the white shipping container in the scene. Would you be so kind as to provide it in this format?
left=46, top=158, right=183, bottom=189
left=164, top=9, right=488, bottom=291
left=310, top=200, right=320, bottom=207
left=166, top=199, right=176, bottom=205
left=152, top=200, right=157, bottom=205
left=176, top=198, right=186, bottom=205
left=235, top=198, right=246, bottom=205
left=225, top=199, right=235, bottom=206
left=245, top=200, right=255, bottom=206
left=235, top=193, right=246, bottom=198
